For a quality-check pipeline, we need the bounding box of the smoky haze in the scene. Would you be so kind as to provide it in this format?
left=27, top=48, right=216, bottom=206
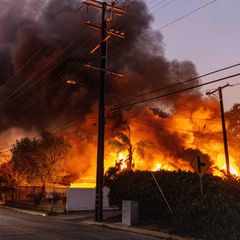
left=0, top=0, right=223, bottom=180
left=0, top=0, right=200, bottom=133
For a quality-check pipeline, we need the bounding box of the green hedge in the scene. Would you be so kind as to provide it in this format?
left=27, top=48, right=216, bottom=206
left=104, top=170, right=240, bottom=240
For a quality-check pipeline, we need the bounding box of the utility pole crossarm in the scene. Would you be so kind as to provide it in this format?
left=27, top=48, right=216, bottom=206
left=85, top=22, right=125, bottom=38
left=84, top=63, right=124, bottom=77
left=85, top=20, right=125, bottom=54
left=90, top=35, right=111, bottom=54
left=206, top=83, right=230, bottom=96
left=82, top=1, right=102, bottom=10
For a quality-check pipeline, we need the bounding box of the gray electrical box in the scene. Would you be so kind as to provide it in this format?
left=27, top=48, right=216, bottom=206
left=122, top=200, right=139, bottom=226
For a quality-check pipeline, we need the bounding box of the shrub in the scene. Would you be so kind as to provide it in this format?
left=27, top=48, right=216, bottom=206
left=105, top=170, right=240, bottom=239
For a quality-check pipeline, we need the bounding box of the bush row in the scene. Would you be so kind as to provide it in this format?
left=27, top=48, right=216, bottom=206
left=105, top=170, right=240, bottom=240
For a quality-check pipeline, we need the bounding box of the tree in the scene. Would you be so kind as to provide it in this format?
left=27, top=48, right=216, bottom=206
left=11, top=131, right=71, bottom=190
left=110, top=130, right=134, bottom=171
left=0, top=162, right=16, bottom=194
left=109, top=125, right=154, bottom=171
left=226, top=103, right=240, bottom=139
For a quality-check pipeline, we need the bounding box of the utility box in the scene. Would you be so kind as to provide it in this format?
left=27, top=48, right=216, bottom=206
left=122, top=200, right=139, bottom=226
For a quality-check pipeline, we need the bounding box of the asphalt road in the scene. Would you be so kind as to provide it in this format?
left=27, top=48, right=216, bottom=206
left=0, top=208, right=160, bottom=240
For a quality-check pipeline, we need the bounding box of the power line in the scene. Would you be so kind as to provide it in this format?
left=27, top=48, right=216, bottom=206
left=1, top=5, right=106, bottom=116
left=111, top=72, right=240, bottom=111
left=14, top=46, right=97, bottom=115
left=167, top=115, right=221, bottom=122
left=148, top=0, right=158, bottom=7
left=131, top=118, right=239, bottom=144
left=107, top=0, right=220, bottom=80
left=148, top=0, right=168, bottom=11
left=110, top=0, right=218, bottom=58
left=5, top=36, right=97, bottom=112
left=153, top=0, right=218, bottom=31
left=1, top=34, right=80, bottom=106
left=0, top=112, right=91, bottom=155
left=2, top=113, right=238, bottom=155
left=134, top=62, right=240, bottom=98
left=8, top=9, right=110, bottom=112
left=230, top=82, right=240, bottom=87
left=112, top=0, right=218, bottom=54
left=1, top=12, right=95, bottom=108
left=1, top=43, right=49, bottom=89
left=0, top=6, right=88, bottom=100
left=151, top=0, right=177, bottom=15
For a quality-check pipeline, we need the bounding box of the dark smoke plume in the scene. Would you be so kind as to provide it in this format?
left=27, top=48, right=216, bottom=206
left=0, top=0, right=217, bottom=179
left=0, top=0, right=199, bottom=133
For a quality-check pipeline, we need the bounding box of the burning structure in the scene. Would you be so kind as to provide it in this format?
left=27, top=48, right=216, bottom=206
left=0, top=0, right=239, bottom=187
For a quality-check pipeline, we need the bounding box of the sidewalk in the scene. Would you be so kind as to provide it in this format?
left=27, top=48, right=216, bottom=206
left=0, top=205, right=47, bottom=217
left=83, top=220, right=200, bottom=240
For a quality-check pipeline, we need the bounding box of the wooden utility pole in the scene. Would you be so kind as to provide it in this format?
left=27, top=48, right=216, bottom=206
left=96, top=1, right=107, bottom=222
left=218, top=86, right=230, bottom=177
left=206, top=83, right=230, bottom=178
left=81, top=0, right=126, bottom=221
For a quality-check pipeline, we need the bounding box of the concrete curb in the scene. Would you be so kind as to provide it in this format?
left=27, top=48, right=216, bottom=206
left=83, top=220, right=200, bottom=240
left=0, top=205, right=47, bottom=217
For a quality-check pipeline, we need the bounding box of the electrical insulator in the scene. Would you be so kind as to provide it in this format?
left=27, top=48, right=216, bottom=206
left=105, top=8, right=113, bottom=23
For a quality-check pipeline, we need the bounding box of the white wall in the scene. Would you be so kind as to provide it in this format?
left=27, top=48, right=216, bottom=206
left=66, top=187, right=110, bottom=211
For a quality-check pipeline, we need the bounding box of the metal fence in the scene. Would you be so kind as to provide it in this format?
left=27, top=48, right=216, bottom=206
left=9, top=185, right=67, bottom=212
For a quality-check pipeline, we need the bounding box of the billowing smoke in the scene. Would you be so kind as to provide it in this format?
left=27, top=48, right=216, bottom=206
left=0, top=0, right=228, bottom=181
left=0, top=0, right=199, bottom=130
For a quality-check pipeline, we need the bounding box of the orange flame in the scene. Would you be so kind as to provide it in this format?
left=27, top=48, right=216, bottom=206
left=10, top=98, right=238, bottom=187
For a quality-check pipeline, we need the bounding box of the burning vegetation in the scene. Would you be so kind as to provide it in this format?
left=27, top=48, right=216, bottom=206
left=0, top=0, right=239, bottom=188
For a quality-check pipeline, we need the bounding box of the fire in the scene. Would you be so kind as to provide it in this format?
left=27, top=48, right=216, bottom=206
left=153, top=163, right=161, bottom=171
left=7, top=97, right=238, bottom=188
left=117, top=152, right=128, bottom=170
left=63, top=100, right=240, bottom=187
left=222, top=164, right=239, bottom=176
left=229, top=165, right=238, bottom=176
left=209, top=153, right=239, bottom=177
left=69, top=176, right=96, bottom=188
left=118, top=152, right=126, bottom=161
left=70, top=183, right=95, bottom=188
left=0, top=0, right=238, bottom=190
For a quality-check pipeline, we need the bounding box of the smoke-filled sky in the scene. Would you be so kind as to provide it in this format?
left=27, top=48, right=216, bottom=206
left=0, top=0, right=239, bottom=179
left=146, top=0, right=240, bottom=110
left=0, top=0, right=201, bottom=133
left=0, top=0, right=237, bottom=157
